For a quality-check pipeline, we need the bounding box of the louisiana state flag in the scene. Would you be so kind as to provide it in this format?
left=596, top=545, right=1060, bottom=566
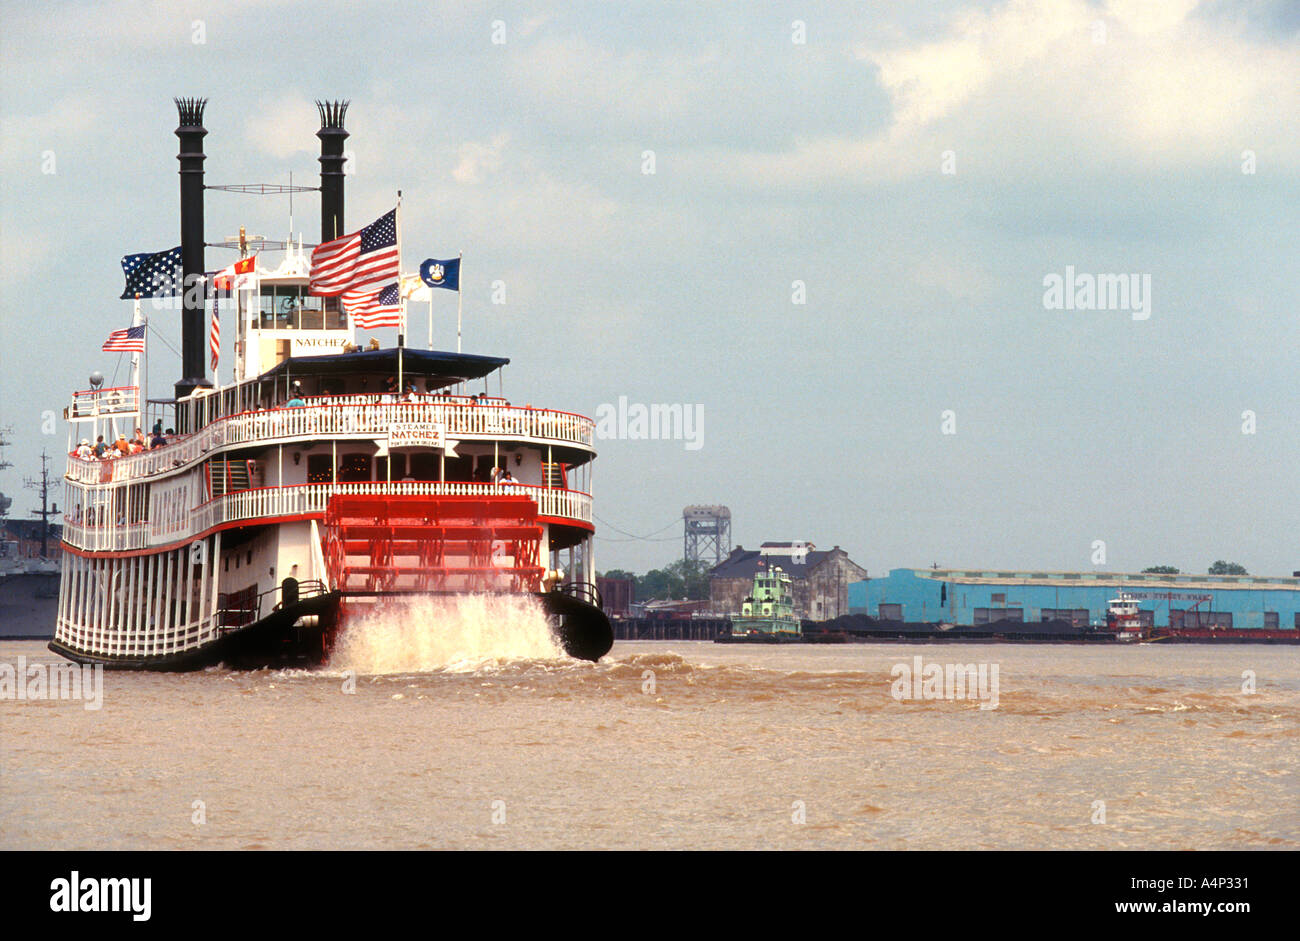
left=420, top=257, right=460, bottom=292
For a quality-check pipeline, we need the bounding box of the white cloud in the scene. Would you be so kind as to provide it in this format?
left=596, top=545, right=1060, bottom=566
left=0, top=223, right=55, bottom=279
left=0, top=95, right=105, bottom=167
left=674, top=0, right=1300, bottom=189
left=243, top=92, right=321, bottom=160
left=857, top=0, right=1299, bottom=167
left=868, top=0, right=1083, bottom=134
left=452, top=134, right=509, bottom=184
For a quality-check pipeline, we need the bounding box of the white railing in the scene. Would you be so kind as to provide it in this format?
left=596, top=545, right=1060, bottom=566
left=67, top=385, right=140, bottom=420
left=58, top=519, right=150, bottom=553
left=64, top=399, right=595, bottom=485
left=62, top=481, right=593, bottom=553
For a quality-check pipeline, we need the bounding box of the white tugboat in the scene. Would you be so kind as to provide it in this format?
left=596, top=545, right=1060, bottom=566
left=49, top=98, right=611, bottom=670
left=1106, top=593, right=1146, bottom=643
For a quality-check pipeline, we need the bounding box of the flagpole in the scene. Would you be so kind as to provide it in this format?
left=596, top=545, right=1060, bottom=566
left=428, top=292, right=433, bottom=351
left=395, top=192, right=404, bottom=397
left=133, top=296, right=147, bottom=434
left=129, top=297, right=142, bottom=387
left=457, top=251, right=463, bottom=354
left=211, top=287, right=220, bottom=393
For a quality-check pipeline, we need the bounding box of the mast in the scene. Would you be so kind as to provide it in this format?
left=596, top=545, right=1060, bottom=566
left=23, top=451, right=57, bottom=559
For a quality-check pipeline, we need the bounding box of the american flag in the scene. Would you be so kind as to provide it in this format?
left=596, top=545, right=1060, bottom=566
left=309, top=209, right=400, bottom=297
left=102, top=325, right=146, bottom=353
left=209, top=294, right=220, bottom=371
left=343, top=283, right=402, bottom=329
left=120, top=246, right=182, bottom=300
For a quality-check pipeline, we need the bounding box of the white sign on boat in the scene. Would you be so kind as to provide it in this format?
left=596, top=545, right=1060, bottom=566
left=290, top=336, right=351, bottom=356
left=388, top=422, right=447, bottom=449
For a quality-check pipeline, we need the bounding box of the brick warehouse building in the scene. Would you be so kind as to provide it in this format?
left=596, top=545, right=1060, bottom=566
left=709, top=542, right=868, bottom=621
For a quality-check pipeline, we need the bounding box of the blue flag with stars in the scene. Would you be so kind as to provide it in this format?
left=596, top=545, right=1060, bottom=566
left=420, top=257, right=460, bottom=292
left=120, top=246, right=183, bottom=300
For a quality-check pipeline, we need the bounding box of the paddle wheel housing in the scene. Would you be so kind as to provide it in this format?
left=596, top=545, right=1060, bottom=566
left=323, top=493, right=544, bottom=595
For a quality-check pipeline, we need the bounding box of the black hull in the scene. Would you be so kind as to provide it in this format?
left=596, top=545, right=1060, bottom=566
left=48, top=588, right=613, bottom=671
left=802, top=615, right=1118, bottom=644
left=48, top=591, right=340, bottom=671
left=537, top=590, right=614, bottom=661
left=1148, top=635, right=1300, bottom=645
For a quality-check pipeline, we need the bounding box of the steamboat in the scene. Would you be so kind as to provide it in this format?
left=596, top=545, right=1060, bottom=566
left=49, top=97, right=612, bottom=670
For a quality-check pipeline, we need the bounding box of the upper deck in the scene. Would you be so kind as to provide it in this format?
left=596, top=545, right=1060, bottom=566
left=61, top=345, right=598, bottom=554
left=66, top=392, right=595, bottom=486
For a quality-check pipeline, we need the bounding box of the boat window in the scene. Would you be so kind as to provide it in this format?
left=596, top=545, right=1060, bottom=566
left=338, top=453, right=371, bottom=482
left=258, top=284, right=326, bottom=330
left=445, top=455, right=473, bottom=482
left=299, top=305, right=325, bottom=330
left=323, top=297, right=347, bottom=329
left=307, top=454, right=332, bottom=484
left=375, top=454, right=408, bottom=480
left=409, top=453, right=439, bottom=481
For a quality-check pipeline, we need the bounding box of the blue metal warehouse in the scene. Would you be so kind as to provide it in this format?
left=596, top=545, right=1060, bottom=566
left=850, top=568, right=1300, bottom=631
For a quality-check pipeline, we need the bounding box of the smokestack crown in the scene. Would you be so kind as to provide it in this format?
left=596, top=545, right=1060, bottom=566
left=316, top=99, right=349, bottom=131
left=174, top=97, right=207, bottom=129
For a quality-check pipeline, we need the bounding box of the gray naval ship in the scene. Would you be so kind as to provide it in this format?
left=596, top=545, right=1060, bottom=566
left=0, top=454, right=61, bottom=640
left=0, top=541, right=59, bottom=639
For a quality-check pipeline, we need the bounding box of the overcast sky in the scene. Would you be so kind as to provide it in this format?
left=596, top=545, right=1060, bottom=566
left=1, top=0, right=1297, bottom=577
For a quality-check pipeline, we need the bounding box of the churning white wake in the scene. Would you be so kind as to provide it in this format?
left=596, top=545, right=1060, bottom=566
left=327, top=593, right=564, bottom=674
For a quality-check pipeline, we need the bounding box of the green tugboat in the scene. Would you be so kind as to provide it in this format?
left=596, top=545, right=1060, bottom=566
left=716, top=566, right=802, bottom=643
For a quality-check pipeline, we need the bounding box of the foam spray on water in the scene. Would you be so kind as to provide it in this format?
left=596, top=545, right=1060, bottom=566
left=328, top=593, right=565, bottom=674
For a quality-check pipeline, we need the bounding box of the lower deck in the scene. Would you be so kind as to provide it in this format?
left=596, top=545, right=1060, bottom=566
left=54, top=492, right=595, bottom=662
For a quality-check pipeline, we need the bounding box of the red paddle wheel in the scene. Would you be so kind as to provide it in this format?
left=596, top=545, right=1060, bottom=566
left=320, top=494, right=545, bottom=654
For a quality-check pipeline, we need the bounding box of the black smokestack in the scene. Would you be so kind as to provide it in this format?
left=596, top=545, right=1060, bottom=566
left=174, top=97, right=210, bottom=402
left=317, top=100, right=349, bottom=243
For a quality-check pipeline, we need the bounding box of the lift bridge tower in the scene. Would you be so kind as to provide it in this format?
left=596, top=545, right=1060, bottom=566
left=683, top=505, right=731, bottom=567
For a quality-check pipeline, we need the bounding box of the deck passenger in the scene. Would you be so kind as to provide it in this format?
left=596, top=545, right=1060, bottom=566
left=76, top=439, right=93, bottom=460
